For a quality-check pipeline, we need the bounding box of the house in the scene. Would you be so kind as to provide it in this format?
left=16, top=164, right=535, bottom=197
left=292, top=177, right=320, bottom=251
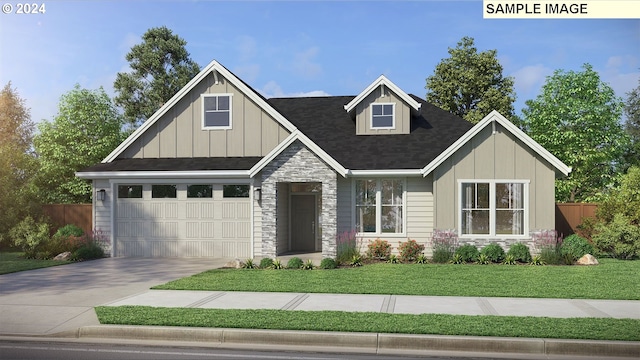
left=77, top=60, right=571, bottom=258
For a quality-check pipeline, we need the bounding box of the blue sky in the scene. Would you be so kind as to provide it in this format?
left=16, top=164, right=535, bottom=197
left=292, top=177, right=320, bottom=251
left=1, top=1, right=638, bottom=124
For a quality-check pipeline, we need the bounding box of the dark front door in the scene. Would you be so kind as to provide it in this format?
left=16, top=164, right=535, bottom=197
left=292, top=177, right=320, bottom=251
left=291, top=195, right=316, bottom=252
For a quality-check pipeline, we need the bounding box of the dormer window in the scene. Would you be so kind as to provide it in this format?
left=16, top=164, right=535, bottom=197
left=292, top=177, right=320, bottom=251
left=371, top=103, right=395, bottom=129
left=202, top=94, right=232, bottom=129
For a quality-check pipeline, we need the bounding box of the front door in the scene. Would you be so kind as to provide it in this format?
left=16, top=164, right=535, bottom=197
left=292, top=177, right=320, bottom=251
left=291, top=195, right=316, bottom=252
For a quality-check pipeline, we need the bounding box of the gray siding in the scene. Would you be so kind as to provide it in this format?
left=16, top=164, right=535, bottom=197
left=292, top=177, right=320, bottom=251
left=336, top=176, right=352, bottom=236
left=93, top=179, right=112, bottom=255
left=119, top=72, right=290, bottom=159
left=406, top=176, right=433, bottom=256
left=355, top=87, right=411, bottom=135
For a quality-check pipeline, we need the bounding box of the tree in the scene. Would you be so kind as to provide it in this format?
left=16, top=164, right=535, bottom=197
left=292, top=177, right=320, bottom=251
left=33, top=85, right=125, bottom=203
left=0, top=82, right=38, bottom=242
left=521, top=64, right=628, bottom=202
left=425, top=36, right=516, bottom=124
left=622, top=78, right=640, bottom=168
left=114, top=26, right=200, bottom=129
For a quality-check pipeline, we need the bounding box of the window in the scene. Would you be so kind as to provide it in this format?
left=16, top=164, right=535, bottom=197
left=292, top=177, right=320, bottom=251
left=187, top=185, right=212, bottom=198
left=152, top=185, right=177, bottom=198
left=118, top=185, right=142, bottom=199
left=371, top=103, right=394, bottom=129
left=202, top=94, right=231, bottom=129
left=355, top=179, right=404, bottom=234
left=223, top=185, right=249, bottom=198
left=460, top=181, right=527, bottom=237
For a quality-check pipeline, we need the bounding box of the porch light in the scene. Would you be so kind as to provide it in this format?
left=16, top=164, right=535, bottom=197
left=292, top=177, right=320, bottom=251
left=96, top=189, right=106, bottom=201
left=253, top=187, right=261, bottom=201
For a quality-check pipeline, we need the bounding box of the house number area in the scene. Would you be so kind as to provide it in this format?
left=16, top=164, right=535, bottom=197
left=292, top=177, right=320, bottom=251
left=2, top=3, right=46, bottom=14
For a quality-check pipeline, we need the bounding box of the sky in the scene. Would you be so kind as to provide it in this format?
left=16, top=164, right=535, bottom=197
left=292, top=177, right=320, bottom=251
left=1, top=0, right=638, bottom=125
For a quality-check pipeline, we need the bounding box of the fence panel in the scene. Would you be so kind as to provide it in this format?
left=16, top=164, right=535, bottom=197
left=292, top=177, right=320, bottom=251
left=43, top=204, right=92, bottom=235
left=555, top=203, right=598, bottom=237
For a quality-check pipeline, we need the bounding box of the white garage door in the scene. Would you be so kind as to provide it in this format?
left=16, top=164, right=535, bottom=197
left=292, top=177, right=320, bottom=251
left=115, top=183, right=251, bottom=257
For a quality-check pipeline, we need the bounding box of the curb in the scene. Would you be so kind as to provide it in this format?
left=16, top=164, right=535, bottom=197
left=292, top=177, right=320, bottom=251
left=77, top=325, right=640, bottom=358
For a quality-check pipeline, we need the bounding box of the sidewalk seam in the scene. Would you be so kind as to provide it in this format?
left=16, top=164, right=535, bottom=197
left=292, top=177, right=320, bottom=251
left=570, top=299, right=612, bottom=318
left=187, top=292, right=226, bottom=308
left=476, top=298, right=499, bottom=316
left=281, top=294, right=309, bottom=310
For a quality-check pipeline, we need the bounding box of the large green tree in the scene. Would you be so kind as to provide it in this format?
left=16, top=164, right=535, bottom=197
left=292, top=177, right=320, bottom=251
left=0, top=82, right=38, bottom=242
left=622, top=78, right=640, bottom=168
left=425, top=36, right=516, bottom=124
left=33, top=85, right=125, bottom=203
left=522, top=64, right=628, bottom=202
left=114, top=26, right=200, bottom=129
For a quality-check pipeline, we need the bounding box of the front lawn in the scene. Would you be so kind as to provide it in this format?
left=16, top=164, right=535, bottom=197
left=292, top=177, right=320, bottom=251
left=154, top=259, right=639, bottom=300
left=95, top=306, right=640, bottom=341
left=0, top=252, right=72, bottom=275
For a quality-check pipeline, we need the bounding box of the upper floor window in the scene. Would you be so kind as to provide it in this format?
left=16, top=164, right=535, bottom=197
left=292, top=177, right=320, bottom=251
left=202, top=94, right=232, bottom=129
left=371, top=103, right=394, bottom=129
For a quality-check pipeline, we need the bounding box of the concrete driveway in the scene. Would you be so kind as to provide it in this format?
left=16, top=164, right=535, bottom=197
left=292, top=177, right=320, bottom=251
left=0, top=257, right=228, bottom=336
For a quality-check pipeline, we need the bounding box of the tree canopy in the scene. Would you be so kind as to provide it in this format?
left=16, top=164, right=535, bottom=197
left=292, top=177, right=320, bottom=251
left=521, top=64, right=628, bottom=202
left=425, top=36, right=516, bottom=124
left=33, top=85, right=125, bottom=203
left=623, top=78, right=640, bottom=168
left=114, top=26, right=200, bottom=129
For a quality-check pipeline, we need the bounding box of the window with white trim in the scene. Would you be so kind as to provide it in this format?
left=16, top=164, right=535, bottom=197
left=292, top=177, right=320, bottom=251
left=460, top=181, right=527, bottom=237
left=371, top=103, right=394, bottom=129
left=202, top=94, right=232, bottom=129
left=355, top=179, right=404, bottom=234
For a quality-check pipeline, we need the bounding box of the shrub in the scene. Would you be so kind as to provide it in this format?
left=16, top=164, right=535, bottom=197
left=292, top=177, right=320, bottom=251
left=454, top=244, right=479, bottom=263
left=387, top=254, right=400, bottom=264
left=241, top=259, right=256, bottom=269
left=450, top=253, right=464, bottom=264
left=54, top=224, right=84, bottom=238
left=398, top=239, right=424, bottom=262
left=72, top=242, right=104, bottom=261
left=477, top=253, right=490, bottom=265
left=560, top=234, right=594, bottom=262
left=430, top=229, right=458, bottom=263
left=301, top=259, right=314, bottom=270
left=366, top=238, right=391, bottom=260
left=349, top=254, right=363, bottom=267
left=480, top=243, right=505, bottom=263
left=415, top=254, right=428, bottom=264
left=9, top=216, right=51, bottom=259
left=593, top=213, right=640, bottom=259
left=320, top=258, right=337, bottom=269
left=259, top=258, right=274, bottom=269
left=502, top=254, right=517, bottom=265
left=507, top=243, right=532, bottom=263
left=272, top=258, right=284, bottom=269
left=286, top=257, right=304, bottom=269
left=336, top=229, right=359, bottom=264
left=530, top=255, right=545, bottom=266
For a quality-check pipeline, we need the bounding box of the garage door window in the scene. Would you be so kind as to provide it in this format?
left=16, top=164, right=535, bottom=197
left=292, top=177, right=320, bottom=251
left=152, top=185, right=177, bottom=198
left=118, top=185, right=142, bottom=198
left=223, top=185, right=249, bottom=198
left=187, top=185, right=213, bottom=198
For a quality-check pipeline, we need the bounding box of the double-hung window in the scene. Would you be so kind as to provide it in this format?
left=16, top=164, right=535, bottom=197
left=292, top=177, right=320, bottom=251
left=355, top=179, right=404, bottom=234
left=460, top=180, right=527, bottom=237
left=202, top=94, right=232, bottom=129
left=371, top=103, right=394, bottom=129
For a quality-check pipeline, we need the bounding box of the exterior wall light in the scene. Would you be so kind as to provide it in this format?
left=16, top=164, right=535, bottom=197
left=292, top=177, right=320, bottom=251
left=97, top=189, right=106, bottom=201
left=253, top=187, right=261, bottom=201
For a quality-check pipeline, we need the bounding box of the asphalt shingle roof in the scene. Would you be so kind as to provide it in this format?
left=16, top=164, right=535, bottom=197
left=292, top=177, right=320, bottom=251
left=80, top=157, right=262, bottom=172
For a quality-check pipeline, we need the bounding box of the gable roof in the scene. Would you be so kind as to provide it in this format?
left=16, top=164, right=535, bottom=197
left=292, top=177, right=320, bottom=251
left=420, top=110, right=572, bottom=177
left=344, top=75, right=421, bottom=114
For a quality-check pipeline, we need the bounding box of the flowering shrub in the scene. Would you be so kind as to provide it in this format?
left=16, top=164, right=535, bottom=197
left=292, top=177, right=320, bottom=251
left=366, top=238, right=391, bottom=260
left=430, top=229, right=458, bottom=263
left=336, top=229, right=359, bottom=264
left=398, top=239, right=425, bottom=262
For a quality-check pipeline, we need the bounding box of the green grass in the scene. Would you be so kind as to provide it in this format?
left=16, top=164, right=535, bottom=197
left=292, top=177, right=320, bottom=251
left=154, top=259, right=640, bottom=300
left=0, top=252, right=72, bottom=275
left=95, top=306, right=640, bottom=341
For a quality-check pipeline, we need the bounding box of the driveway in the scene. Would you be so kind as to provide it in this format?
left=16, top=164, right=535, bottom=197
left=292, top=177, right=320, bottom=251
left=0, top=257, right=228, bottom=336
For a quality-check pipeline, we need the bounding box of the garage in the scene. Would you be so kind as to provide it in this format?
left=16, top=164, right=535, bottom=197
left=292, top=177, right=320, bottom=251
left=114, top=183, right=251, bottom=257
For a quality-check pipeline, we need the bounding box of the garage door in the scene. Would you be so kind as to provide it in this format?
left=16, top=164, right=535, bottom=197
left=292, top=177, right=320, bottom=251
left=115, top=183, right=251, bottom=257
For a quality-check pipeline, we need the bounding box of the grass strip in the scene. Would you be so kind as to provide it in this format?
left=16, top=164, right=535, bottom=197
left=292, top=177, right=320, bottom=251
left=95, top=306, right=640, bottom=341
left=154, top=259, right=640, bottom=300
left=0, top=252, right=72, bottom=275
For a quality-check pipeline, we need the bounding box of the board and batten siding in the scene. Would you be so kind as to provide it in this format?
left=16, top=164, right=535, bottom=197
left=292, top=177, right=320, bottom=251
left=433, top=123, right=556, bottom=235
left=119, top=71, right=290, bottom=159
left=354, top=87, right=411, bottom=135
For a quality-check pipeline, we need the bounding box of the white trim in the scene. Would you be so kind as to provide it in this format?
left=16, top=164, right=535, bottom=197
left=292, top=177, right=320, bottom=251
left=102, top=60, right=297, bottom=163
left=109, top=181, right=115, bottom=258
left=421, top=111, right=571, bottom=177
left=348, top=169, right=423, bottom=176
left=370, top=103, right=395, bottom=130
left=76, top=170, right=250, bottom=180
left=201, top=93, right=232, bottom=130
left=344, top=75, right=421, bottom=113
left=352, top=177, right=407, bottom=237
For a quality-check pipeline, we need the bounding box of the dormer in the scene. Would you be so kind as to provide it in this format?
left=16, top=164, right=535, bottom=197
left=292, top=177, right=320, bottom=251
left=344, top=75, right=421, bottom=135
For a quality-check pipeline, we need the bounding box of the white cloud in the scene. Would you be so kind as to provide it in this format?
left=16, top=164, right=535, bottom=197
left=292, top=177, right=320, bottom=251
left=603, top=55, right=639, bottom=99
left=260, top=80, right=329, bottom=98
left=292, top=47, right=322, bottom=79
left=512, top=64, right=553, bottom=96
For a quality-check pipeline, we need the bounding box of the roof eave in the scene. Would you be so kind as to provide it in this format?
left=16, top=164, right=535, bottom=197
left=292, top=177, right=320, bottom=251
left=344, top=75, right=421, bottom=113
left=76, top=170, right=251, bottom=180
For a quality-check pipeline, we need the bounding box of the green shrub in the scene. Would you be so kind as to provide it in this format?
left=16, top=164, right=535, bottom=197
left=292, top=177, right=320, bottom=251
left=450, top=253, right=464, bottom=264
left=319, top=258, right=337, bottom=269
left=477, top=253, right=490, bottom=265
left=430, top=229, right=458, bottom=263
left=301, top=259, right=314, bottom=270
left=386, top=254, right=400, bottom=264
left=480, top=243, right=505, bottom=263
left=593, top=213, right=640, bottom=259
left=455, top=244, right=479, bottom=263
left=259, top=258, right=274, bottom=269
left=286, top=257, right=303, bottom=269
left=54, top=224, right=84, bottom=238
left=72, top=242, right=104, bottom=261
left=431, top=247, right=452, bottom=263
left=272, top=258, right=284, bottom=269
left=349, top=254, right=363, bottom=267
left=336, top=229, right=359, bottom=264
left=539, top=246, right=563, bottom=265
left=530, top=255, right=545, bottom=266
left=241, top=259, right=256, bottom=269
left=397, top=239, right=424, bottom=262
left=9, top=216, right=51, bottom=259
left=415, top=254, right=428, bottom=264
left=502, top=254, right=517, bottom=265
left=507, top=243, right=532, bottom=263
left=366, top=238, right=391, bottom=260
left=560, top=234, right=594, bottom=262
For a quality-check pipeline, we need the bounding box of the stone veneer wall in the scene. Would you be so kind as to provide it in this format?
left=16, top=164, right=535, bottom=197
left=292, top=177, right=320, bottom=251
left=260, top=140, right=338, bottom=258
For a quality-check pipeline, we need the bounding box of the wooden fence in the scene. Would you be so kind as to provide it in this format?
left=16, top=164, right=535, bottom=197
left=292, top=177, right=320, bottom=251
left=42, top=204, right=92, bottom=235
left=555, top=203, right=598, bottom=238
